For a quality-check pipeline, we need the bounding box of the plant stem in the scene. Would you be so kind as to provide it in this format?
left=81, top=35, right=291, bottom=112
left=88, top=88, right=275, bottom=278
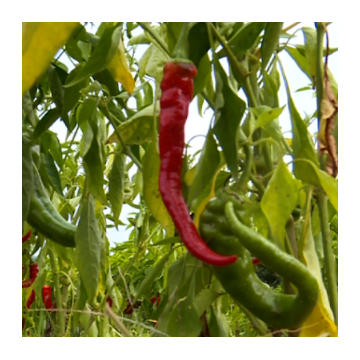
left=48, top=249, right=66, bottom=336
left=317, top=190, right=338, bottom=324
left=137, top=22, right=169, bottom=57
left=105, top=103, right=143, bottom=172
left=316, top=23, right=325, bottom=136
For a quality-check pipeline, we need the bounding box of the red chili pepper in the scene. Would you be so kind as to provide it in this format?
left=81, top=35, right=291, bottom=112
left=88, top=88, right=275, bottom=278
left=252, top=257, right=262, bottom=266
left=22, top=280, right=32, bottom=288
left=150, top=293, right=161, bottom=307
left=26, top=290, right=36, bottom=309
left=22, top=230, right=32, bottom=243
left=159, top=61, right=237, bottom=267
left=106, top=296, right=113, bottom=308
left=22, top=263, right=39, bottom=288
left=42, top=285, right=53, bottom=310
left=124, top=299, right=141, bottom=314
left=30, top=263, right=39, bottom=282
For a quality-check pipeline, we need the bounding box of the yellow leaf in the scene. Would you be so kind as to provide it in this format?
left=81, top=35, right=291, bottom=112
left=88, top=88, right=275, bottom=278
left=107, top=36, right=135, bottom=94
left=22, top=22, right=78, bottom=97
left=299, top=188, right=338, bottom=337
left=143, top=142, right=174, bottom=236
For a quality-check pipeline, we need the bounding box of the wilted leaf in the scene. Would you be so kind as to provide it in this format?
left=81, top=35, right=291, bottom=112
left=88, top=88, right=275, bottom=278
left=298, top=190, right=337, bottom=337
left=107, top=36, right=135, bottom=94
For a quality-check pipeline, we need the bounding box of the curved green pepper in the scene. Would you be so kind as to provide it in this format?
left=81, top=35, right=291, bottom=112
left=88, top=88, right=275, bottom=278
left=199, top=193, right=319, bottom=329
left=27, top=163, right=76, bottom=247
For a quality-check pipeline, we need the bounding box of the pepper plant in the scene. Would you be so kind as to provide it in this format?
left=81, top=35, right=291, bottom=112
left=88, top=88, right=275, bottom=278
left=22, top=22, right=338, bottom=337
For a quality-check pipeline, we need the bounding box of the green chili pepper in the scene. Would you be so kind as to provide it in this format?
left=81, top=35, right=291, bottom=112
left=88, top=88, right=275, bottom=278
left=27, top=163, right=76, bottom=247
left=199, top=192, right=319, bottom=329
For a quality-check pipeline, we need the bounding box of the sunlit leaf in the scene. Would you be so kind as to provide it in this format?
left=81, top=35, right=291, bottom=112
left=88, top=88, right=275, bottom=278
left=143, top=141, right=174, bottom=236
left=22, top=22, right=78, bottom=96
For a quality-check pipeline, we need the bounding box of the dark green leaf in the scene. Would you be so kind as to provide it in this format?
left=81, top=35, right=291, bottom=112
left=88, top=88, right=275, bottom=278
left=75, top=194, right=104, bottom=301
left=33, top=108, right=61, bottom=142
left=22, top=128, right=34, bottom=231
left=47, top=65, right=64, bottom=111
left=133, top=252, right=171, bottom=303
left=188, top=22, right=210, bottom=68
left=49, top=132, right=63, bottom=169
left=108, top=151, right=126, bottom=227
left=40, top=152, right=63, bottom=196
left=62, top=65, right=90, bottom=124
left=64, top=24, right=122, bottom=88
left=214, top=61, right=246, bottom=179
left=22, top=92, right=36, bottom=126
left=92, top=69, right=120, bottom=96
left=83, top=117, right=107, bottom=204
left=78, top=97, right=98, bottom=125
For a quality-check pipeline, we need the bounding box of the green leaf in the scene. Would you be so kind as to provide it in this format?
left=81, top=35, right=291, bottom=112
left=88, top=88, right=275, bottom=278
left=150, top=237, right=181, bottom=246
left=167, top=298, right=203, bottom=337
left=254, top=106, right=285, bottom=131
left=143, top=141, right=174, bottom=236
left=80, top=304, right=98, bottom=337
left=92, top=69, right=120, bottom=96
left=106, top=103, right=158, bottom=145
left=261, top=161, right=300, bottom=246
left=214, top=61, right=246, bottom=179
left=301, top=27, right=318, bottom=84
left=47, top=65, right=64, bottom=111
left=40, top=152, right=63, bottom=196
left=166, top=22, right=184, bottom=56
left=61, top=65, right=90, bottom=123
left=188, top=22, right=210, bottom=68
left=193, top=289, right=220, bottom=316
left=133, top=252, right=171, bottom=303
left=281, top=65, right=320, bottom=186
left=209, top=305, right=230, bottom=337
left=187, top=128, right=220, bottom=206
left=83, top=116, right=107, bottom=204
left=108, top=150, right=126, bottom=227
left=285, top=46, right=312, bottom=82
left=139, top=44, right=168, bottom=83
left=261, top=22, right=283, bottom=70
left=75, top=194, right=104, bottom=301
left=64, top=24, right=122, bottom=88
left=33, top=108, right=61, bottom=142
left=78, top=97, right=98, bottom=125
left=49, top=132, right=63, bottom=169
left=22, top=128, right=34, bottom=231
left=226, top=22, right=266, bottom=56
left=193, top=54, right=211, bottom=96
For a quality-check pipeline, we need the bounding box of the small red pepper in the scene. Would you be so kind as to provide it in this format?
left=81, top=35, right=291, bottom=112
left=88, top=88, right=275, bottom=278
left=30, top=263, right=39, bottom=281
left=22, top=263, right=39, bottom=288
left=150, top=293, right=161, bottom=307
left=26, top=290, right=36, bottom=309
left=42, top=285, right=53, bottom=310
left=252, top=257, right=262, bottom=266
left=106, top=296, right=113, bottom=308
left=159, top=61, right=238, bottom=267
left=22, top=230, right=32, bottom=243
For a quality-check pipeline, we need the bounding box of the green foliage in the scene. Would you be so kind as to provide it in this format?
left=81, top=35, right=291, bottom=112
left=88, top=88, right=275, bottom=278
left=22, top=22, right=338, bottom=337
